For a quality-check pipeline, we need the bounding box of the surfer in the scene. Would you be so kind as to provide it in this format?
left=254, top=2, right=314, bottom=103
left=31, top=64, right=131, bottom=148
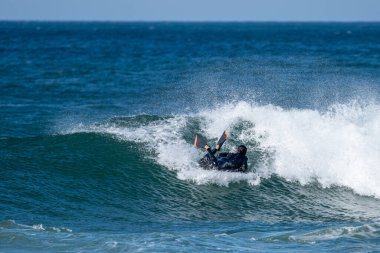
left=195, top=131, right=248, bottom=172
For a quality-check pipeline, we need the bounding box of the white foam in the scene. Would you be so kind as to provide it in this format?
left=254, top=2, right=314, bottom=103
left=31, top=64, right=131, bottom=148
left=63, top=101, right=380, bottom=196
left=293, top=223, right=379, bottom=242
left=0, top=220, right=72, bottom=233
left=199, top=101, right=380, bottom=197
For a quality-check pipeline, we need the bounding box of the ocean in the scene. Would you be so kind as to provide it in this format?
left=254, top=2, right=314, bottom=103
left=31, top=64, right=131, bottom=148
left=1, top=22, right=380, bottom=252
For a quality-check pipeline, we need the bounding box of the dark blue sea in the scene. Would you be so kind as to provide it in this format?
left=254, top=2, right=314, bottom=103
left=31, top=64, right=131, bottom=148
left=1, top=22, right=380, bottom=252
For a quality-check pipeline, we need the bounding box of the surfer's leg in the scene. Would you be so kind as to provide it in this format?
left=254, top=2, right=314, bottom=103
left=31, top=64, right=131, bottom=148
left=216, top=131, right=228, bottom=150
left=206, top=148, right=219, bottom=167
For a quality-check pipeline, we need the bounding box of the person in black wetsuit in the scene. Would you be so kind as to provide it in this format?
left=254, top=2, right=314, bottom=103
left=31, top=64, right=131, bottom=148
left=199, top=144, right=248, bottom=172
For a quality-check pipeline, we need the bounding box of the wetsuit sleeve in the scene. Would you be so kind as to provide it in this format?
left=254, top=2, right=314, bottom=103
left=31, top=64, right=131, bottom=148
left=217, top=152, right=229, bottom=157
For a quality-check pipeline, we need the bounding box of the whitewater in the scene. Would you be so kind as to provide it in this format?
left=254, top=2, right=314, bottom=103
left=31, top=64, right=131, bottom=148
left=64, top=101, right=380, bottom=198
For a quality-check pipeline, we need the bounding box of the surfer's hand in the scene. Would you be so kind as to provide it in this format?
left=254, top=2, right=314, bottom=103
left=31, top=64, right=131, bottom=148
left=216, top=144, right=220, bottom=150
left=204, top=145, right=210, bottom=150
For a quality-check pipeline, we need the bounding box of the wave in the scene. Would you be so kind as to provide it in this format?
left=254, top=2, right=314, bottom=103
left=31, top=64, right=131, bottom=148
left=2, top=219, right=380, bottom=252
left=0, top=220, right=72, bottom=233
left=3, top=104, right=380, bottom=224
left=258, top=222, right=380, bottom=243
left=62, top=100, right=380, bottom=198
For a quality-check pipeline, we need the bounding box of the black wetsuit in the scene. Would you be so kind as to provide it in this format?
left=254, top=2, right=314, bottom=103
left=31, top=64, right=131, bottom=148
left=199, top=148, right=248, bottom=172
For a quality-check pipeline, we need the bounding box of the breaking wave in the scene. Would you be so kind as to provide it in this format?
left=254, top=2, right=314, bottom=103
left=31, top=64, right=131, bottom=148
left=63, top=101, right=380, bottom=198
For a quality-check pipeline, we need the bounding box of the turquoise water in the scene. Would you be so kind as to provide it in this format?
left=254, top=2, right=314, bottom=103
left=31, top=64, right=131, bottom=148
left=1, top=22, right=380, bottom=252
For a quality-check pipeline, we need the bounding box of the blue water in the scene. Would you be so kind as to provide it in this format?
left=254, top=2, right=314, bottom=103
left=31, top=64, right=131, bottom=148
left=1, top=22, right=380, bottom=252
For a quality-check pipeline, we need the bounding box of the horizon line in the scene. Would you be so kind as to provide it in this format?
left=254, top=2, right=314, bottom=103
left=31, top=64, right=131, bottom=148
left=1, top=19, right=380, bottom=23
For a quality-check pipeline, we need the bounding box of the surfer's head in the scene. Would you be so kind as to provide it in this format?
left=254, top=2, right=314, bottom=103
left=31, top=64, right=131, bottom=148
left=237, top=145, right=247, bottom=156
